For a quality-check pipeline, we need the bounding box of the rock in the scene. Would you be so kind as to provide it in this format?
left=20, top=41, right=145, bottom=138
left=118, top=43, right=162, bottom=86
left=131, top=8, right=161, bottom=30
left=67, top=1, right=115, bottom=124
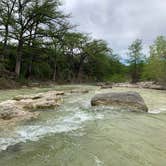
left=14, top=91, right=64, bottom=111
left=0, top=90, right=64, bottom=124
left=148, top=84, right=166, bottom=90
left=21, top=86, right=28, bottom=89
left=114, top=82, right=166, bottom=90
left=0, top=100, right=38, bottom=121
left=0, top=101, right=20, bottom=120
left=96, top=82, right=112, bottom=89
left=13, top=91, right=64, bottom=101
left=13, top=94, right=43, bottom=101
left=21, top=98, right=62, bottom=110
left=113, top=82, right=139, bottom=88
left=91, top=91, right=148, bottom=112
left=96, top=82, right=105, bottom=86
left=70, top=89, right=89, bottom=94
left=6, top=143, right=23, bottom=152
left=100, top=85, right=112, bottom=89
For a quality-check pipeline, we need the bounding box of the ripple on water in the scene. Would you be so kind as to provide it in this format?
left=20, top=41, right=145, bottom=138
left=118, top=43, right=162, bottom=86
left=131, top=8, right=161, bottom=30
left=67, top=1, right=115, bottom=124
left=0, top=110, right=104, bottom=151
left=149, top=108, right=166, bottom=114
left=93, top=155, right=104, bottom=166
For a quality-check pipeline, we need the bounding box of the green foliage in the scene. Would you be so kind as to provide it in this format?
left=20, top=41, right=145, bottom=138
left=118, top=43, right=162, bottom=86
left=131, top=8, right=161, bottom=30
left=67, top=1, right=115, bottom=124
left=0, top=0, right=129, bottom=83
left=127, top=39, right=145, bottom=83
left=143, top=36, right=166, bottom=84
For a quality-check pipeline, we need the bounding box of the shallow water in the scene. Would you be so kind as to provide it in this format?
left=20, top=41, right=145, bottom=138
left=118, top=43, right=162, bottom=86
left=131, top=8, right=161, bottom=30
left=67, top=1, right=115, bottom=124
left=0, top=86, right=166, bottom=166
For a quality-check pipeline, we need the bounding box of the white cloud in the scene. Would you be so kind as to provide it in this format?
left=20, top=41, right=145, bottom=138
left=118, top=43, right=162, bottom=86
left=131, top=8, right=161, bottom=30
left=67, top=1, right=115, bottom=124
left=62, top=0, right=166, bottom=59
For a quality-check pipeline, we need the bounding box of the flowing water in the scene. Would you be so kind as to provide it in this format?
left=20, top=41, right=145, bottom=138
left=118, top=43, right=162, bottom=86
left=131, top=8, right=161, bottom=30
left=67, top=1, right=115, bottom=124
left=0, top=85, right=166, bottom=166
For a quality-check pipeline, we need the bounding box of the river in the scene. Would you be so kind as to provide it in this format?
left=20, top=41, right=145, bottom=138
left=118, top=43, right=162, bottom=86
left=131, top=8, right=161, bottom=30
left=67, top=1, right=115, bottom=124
left=0, top=85, right=166, bottom=166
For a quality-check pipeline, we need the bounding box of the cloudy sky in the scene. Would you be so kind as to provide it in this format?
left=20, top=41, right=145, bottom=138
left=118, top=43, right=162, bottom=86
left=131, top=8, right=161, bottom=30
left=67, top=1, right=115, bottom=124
left=62, top=0, right=166, bottom=59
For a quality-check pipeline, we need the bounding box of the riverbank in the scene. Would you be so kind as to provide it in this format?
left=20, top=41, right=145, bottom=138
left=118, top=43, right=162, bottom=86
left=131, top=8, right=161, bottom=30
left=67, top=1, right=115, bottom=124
left=0, top=78, right=59, bottom=90
left=113, top=81, right=166, bottom=90
left=0, top=77, right=166, bottom=91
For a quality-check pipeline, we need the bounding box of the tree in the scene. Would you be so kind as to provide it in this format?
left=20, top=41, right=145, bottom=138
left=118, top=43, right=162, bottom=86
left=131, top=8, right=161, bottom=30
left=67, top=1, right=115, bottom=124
left=61, top=32, right=88, bottom=81
left=0, top=0, right=126, bottom=83
left=143, top=36, right=166, bottom=84
left=83, top=40, right=112, bottom=81
left=0, top=0, right=16, bottom=72
left=11, top=0, right=66, bottom=78
left=127, top=39, right=144, bottom=83
left=47, top=22, right=72, bottom=81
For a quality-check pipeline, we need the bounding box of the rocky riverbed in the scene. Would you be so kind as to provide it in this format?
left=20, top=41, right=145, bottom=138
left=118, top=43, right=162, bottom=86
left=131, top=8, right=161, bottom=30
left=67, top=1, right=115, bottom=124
left=114, top=81, right=166, bottom=90
left=0, top=85, right=166, bottom=166
left=0, top=91, right=64, bottom=127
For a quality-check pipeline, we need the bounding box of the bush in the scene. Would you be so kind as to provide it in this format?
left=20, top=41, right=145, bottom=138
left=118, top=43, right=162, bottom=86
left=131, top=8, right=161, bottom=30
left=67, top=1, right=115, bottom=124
left=105, top=74, right=129, bottom=83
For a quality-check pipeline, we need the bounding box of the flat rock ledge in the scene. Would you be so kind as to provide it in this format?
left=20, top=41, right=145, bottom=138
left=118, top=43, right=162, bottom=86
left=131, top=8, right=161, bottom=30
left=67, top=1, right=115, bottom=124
left=91, top=91, right=148, bottom=112
left=114, top=82, right=166, bottom=90
left=0, top=91, right=64, bottom=126
left=96, top=82, right=113, bottom=89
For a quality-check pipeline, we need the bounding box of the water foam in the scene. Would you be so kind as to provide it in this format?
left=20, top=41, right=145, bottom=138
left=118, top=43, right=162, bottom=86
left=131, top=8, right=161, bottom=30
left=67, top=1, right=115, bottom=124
left=0, top=111, right=104, bottom=151
left=149, top=108, right=166, bottom=114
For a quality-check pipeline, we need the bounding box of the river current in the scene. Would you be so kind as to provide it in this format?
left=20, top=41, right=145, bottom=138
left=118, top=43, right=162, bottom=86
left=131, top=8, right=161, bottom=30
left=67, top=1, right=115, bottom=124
left=0, top=85, right=166, bottom=166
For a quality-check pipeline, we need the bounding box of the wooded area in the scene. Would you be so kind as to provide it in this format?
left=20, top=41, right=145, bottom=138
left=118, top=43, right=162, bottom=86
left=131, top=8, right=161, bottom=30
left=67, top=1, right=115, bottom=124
left=0, top=0, right=165, bottom=85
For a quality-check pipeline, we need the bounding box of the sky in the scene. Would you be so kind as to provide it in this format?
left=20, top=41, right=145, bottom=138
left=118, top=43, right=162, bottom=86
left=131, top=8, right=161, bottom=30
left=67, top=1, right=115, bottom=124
left=61, top=0, right=166, bottom=59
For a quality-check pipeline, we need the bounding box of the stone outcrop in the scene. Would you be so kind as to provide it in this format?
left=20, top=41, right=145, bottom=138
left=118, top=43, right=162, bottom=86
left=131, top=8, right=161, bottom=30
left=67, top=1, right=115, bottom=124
left=0, top=91, right=64, bottom=124
left=91, top=91, right=148, bottom=112
left=96, top=82, right=113, bottom=89
left=114, top=82, right=166, bottom=90
left=0, top=100, right=38, bottom=121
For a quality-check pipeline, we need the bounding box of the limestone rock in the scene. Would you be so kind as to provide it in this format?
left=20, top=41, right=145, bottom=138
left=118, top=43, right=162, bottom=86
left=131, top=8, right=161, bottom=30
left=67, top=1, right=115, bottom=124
left=91, top=91, right=148, bottom=112
left=0, top=91, right=64, bottom=124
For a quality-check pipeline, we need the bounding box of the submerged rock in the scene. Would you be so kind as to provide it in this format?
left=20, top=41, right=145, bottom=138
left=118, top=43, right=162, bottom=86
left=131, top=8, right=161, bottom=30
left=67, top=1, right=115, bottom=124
left=70, top=89, right=89, bottom=94
left=100, top=85, right=112, bottom=89
left=91, top=91, right=148, bottom=112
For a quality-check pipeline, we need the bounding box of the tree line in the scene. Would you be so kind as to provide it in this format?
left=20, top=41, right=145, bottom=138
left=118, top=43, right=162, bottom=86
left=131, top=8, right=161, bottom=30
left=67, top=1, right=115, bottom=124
left=127, top=36, right=166, bottom=85
left=0, top=0, right=165, bottom=85
left=0, top=0, right=125, bottom=83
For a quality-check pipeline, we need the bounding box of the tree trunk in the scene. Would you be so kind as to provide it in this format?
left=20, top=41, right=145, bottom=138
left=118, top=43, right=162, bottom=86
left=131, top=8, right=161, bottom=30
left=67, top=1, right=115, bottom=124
left=27, top=59, right=33, bottom=80
left=76, top=55, right=86, bottom=82
left=53, top=63, right=57, bottom=81
left=1, top=25, right=9, bottom=61
left=77, top=62, right=83, bottom=82
left=132, top=60, right=138, bottom=83
left=15, top=40, right=23, bottom=78
left=15, top=56, right=21, bottom=78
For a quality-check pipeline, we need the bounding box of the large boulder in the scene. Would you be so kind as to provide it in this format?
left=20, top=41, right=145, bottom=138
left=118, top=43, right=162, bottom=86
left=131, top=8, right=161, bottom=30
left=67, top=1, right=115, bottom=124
left=91, top=91, right=148, bottom=112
